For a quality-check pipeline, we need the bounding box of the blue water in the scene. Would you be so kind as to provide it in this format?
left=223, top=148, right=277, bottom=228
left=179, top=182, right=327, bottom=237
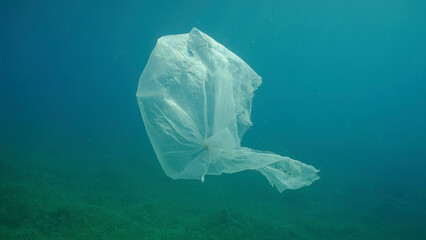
left=1, top=1, right=425, bottom=239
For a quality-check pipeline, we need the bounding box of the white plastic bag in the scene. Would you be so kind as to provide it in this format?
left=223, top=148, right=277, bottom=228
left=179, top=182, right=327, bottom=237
left=137, top=28, right=319, bottom=192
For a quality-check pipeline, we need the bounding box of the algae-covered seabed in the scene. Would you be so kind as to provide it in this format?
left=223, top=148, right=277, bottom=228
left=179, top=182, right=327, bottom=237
left=0, top=138, right=425, bottom=240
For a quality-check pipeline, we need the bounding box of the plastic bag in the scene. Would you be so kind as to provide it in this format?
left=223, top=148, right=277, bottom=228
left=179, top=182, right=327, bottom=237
left=136, top=28, right=319, bottom=192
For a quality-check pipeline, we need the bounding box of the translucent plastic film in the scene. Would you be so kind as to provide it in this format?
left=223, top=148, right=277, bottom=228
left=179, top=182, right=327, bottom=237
left=137, top=28, right=319, bottom=192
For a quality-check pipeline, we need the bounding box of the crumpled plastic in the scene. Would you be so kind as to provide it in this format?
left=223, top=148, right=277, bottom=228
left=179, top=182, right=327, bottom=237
left=137, top=28, right=319, bottom=192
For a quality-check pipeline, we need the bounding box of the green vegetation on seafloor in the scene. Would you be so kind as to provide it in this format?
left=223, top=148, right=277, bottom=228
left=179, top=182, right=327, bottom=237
left=0, top=148, right=424, bottom=240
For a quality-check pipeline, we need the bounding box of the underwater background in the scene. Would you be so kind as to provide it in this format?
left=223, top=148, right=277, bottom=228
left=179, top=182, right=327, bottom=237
left=1, top=0, right=425, bottom=239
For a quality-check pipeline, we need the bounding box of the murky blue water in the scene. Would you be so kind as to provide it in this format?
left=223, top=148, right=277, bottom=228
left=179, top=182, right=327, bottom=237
left=1, top=1, right=425, bottom=239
